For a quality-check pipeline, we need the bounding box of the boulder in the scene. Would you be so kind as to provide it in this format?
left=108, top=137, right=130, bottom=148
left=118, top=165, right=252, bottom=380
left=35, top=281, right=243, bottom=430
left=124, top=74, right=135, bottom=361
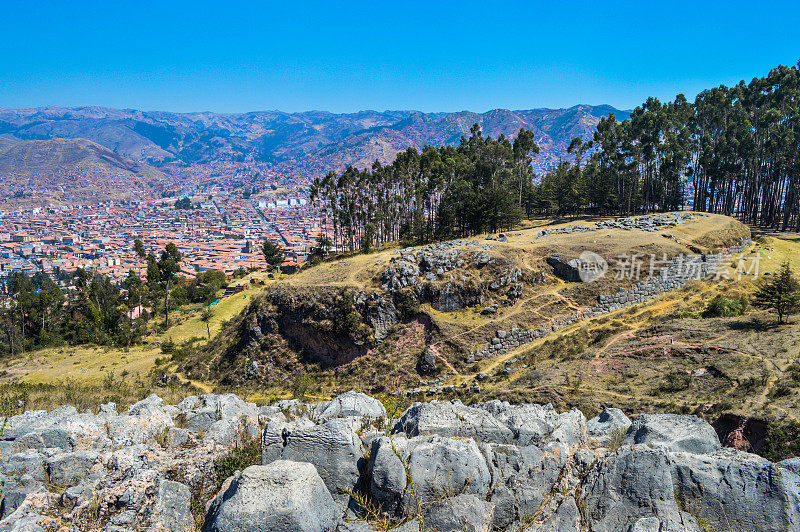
left=318, top=391, right=386, bottom=420
left=548, top=409, right=587, bottom=452
left=44, top=451, right=98, bottom=487
left=394, top=402, right=513, bottom=444
left=180, top=393, right=259, bottom=434
left=625, top=414, right=720, bottom=454
left=262, top=418, right=363, bottom=508
left=164, top=427, right=189, bottom=448
left=587, top=407, right=631, bottom=445
left=486, top=442, right=567, bottom=529
left=203, top=462, right=339, bottom=532
left=476, top=400, right=559, bottom=445
left=11, top=407, right=108, bottom=452
left=402, top=435, right=491, bottom=511
left=367, top=436, right=408, bottom=516
left=151, top=480, right=194, bottom=532
left=546, top=256, right=582, bottom=282
left=0, top=482, right=45, bottom=521
left=422, top=494, right=495, bottom=532
left=203, top=416, right=260, bottom=449
left=362, top=294, right=399, bottom=342
left=581, top=447, right=700, bottom=532
left=416, top=348, right=438, bottom=376
left=106, top=394, right=175, bottom=446
left=0, top=452, right=46, bottom=483
left=670, top=448, right=800, bottom=531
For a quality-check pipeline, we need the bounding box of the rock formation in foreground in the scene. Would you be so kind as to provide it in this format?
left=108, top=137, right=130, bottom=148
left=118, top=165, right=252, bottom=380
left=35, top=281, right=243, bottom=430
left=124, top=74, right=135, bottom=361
left=0, top=390, right=798, bottom=531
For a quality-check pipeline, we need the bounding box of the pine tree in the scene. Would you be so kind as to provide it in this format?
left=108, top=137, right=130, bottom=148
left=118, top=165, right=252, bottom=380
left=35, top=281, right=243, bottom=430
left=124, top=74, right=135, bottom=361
left=753, top=261, right=800, bottom=323
left=262, top=240, right=285, bottom=272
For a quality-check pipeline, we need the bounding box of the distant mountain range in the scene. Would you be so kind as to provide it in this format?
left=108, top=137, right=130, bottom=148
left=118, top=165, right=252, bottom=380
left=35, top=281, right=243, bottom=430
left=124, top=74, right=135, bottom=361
left=0, top=105, right=631, bottom=175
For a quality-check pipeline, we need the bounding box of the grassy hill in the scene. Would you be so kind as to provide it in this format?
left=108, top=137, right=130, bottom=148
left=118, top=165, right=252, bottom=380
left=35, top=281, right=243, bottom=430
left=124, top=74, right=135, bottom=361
left=5, top=214, right=800, bottom=456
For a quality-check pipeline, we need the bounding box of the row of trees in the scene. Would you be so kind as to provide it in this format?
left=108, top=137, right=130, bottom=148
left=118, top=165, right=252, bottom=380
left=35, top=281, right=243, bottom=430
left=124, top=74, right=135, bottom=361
left=310, top=125, right=539, bottom=251
left=310, top=63, right=800, bottom=248
left=535, top=63, right=800, bottom=228
left=532, top=95, right=692, bottom=216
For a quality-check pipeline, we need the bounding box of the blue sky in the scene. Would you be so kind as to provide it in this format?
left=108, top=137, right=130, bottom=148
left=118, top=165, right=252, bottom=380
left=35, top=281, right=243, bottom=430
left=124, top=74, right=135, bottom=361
left=1, top=0, right=798, bottom=113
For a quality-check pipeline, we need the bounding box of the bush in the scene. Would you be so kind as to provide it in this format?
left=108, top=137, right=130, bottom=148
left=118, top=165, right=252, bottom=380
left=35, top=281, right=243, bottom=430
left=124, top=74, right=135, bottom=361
left=704, top=295, right=747, bottom=318
left=659, top=371, right=692, bottom=393
left=215, top=438, right=261, bottom=485
left=762, top=419, right=800, bottom=462
left=160, top=338, right=175, bottom=354
left=292, top=370, right=312, bottom=400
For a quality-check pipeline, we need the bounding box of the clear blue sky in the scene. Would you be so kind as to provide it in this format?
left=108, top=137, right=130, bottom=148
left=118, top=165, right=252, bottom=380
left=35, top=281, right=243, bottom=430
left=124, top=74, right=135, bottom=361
left=1, top=0, right=798, bottom=113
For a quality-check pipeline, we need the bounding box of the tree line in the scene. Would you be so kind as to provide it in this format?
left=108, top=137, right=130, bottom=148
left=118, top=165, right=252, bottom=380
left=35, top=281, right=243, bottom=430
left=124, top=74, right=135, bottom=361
left=310, top=124, right=539, bottom=251
left=0, top=240, right=230, bottom=356
left=310, top=62, right=800, bottom=250
left=535, top=63, right=800, bottom=228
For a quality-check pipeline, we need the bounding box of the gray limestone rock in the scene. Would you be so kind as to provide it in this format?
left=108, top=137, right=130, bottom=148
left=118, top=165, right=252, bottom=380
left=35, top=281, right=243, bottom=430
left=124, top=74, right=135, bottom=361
left=587, top=407, right=632, bottom=445
left=203, top=461, right=339, bottom=532
left=422, top=494, right=495, bottom=532
left=581, top=447, right=700, bottom=532
left=44, top=450, right=98, bottom=487
left=670, top=448, right=800, bottom=532
left=318, top=391, right=386, bottom=420
left=402, top=435, right=491, bottom=511
left=151, top=480, right=194, bottom=532
left=625, top=414, right=720, bottom=454
left=261, top=418, right=363, bottom=508
left=394, top=401, right=514, bottom=444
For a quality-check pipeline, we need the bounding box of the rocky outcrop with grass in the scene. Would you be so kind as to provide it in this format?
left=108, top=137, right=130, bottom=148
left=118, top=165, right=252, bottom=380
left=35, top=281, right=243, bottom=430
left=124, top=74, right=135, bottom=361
left=0, top=391, right=798, bottom=531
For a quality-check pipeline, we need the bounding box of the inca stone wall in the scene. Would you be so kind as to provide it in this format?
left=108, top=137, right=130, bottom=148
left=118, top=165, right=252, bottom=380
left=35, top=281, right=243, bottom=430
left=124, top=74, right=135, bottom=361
left=471, top=238, right=752, bottom=362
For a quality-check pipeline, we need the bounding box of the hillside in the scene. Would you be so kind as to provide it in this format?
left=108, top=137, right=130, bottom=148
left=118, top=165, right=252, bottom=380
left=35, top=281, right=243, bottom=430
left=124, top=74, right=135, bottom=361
left=5, top=213, right=800, bottom=459
left=0, top=105, right=630, bottom=172
left=0, top=138, right=164, bottom=204
left=160, top=213, right=800, bottom=458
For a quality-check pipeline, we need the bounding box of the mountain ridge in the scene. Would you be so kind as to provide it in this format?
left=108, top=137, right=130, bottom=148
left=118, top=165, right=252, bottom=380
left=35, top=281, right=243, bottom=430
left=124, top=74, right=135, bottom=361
left=0, top=104, right=631, bottom=174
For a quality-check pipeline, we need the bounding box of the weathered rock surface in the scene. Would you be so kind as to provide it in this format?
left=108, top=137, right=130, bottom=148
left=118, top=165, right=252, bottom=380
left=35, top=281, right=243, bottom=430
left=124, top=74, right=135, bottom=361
left=670, top=448, right=800, bottom=531
left=204, top=461, right=339, bottom=532
left=587, top=407, right=632, bottom=445
left=393, top=401, right=514, bottom=443
left=262, top=417, right=363, bottom=508
left=625, top=414, right=721, bottom=454
left=422, top=494, right=495, bottom=532
left=316, top=391, right=386, bottom=420
left=0, top=390, right=795, bottom=532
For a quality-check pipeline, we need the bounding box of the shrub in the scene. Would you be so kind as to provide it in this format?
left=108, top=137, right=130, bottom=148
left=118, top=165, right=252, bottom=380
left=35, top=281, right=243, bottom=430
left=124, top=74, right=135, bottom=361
left=704, top=295, right=747, bottom=318
left=215, top=438, right=261, bottom=485
left=659, top=371, right=692, bottom=393
left=762, top=419, right=800, bottom=462
left=160, top=338, right=175, bottom=354
left=292, top=370, right=312, bottom=400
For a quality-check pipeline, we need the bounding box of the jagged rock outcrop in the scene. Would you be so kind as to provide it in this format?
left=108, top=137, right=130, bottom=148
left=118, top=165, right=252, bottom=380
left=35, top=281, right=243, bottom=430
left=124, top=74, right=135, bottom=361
left=0, top=391, right=797, bottom=531
left=0, top=393, right=264, bottom=530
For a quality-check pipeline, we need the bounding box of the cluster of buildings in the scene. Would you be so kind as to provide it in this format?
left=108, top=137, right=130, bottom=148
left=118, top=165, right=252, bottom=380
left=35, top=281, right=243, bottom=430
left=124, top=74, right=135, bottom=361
left=0, top=191, right=330, bottom=287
